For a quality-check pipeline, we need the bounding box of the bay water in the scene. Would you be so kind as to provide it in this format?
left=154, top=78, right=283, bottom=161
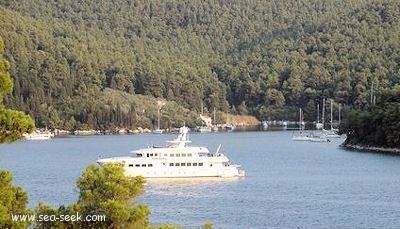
left=1, top=131, right=400, bottom=228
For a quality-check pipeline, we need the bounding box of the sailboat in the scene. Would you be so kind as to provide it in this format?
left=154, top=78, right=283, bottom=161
left=292, top=108, right=330, bottom=142
left=292, top=108, right=310, bottom=141
left=212, top=107, right=219, bottom=132
left=323, top=99, right=341, bottom=138
left=197, top=114, right=212, bottom=133
left=224, top=113, right=236, bottom=131
left=315, top=103, right=323, bottom=130
left=152, top=100, right=165, bottom=134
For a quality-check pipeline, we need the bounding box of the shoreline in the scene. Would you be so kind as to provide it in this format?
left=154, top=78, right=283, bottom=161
left=341, top=143, right=400, bottom=155
left=48, top=124, right=268, bottom=136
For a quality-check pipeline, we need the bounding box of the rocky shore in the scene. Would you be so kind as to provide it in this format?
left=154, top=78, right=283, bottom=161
left=53, top=127, right=153, bottom=136
left=341, top=143, right=400, bottom=154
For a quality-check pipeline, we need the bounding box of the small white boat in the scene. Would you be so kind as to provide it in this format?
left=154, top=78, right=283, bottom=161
left=292, top=135, right=311, bottom=141
left=308, top=136, right=330, bottom=142
left=212, top=126, right=219, bottom=132
left=262, top=121, right=268, bottom=130
left=224, top=123, right=236, bottom=131
left=322, top=129, right=341, bottom=138
left=24, top=131, right=54, bottom=140
left=98, top=126, right=245, bottom=178
left=152, top=129, right=164, bottom=134
left=292, top=132, right=330, bottom=142
left=196, top=126, right=212, bottom=133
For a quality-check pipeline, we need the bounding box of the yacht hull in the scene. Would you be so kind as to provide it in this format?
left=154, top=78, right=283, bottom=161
left=97, top=126, right=245, bottom=179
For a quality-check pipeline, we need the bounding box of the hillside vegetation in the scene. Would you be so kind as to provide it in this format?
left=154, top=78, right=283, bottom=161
left=340, top=87, right=400, bottom=149
left=1, top=0, right=400, bottom=130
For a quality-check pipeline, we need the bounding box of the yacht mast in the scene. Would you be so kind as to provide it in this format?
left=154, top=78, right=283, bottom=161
left=322, top=98, right=325, bottom=130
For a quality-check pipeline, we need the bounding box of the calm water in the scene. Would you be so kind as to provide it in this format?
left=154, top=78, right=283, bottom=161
left=1, top=131, right=400, bottom=228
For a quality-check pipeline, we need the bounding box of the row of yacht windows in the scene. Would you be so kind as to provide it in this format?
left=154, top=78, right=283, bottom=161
left=169, top=162, right=203, bottom=167
left=128, top=164, right=153, bottom=167
left=138, top=153, right=194, bottom=157
left=128, top=162, right=204, bottom=167
left=169, top=153, right=193, bottom=157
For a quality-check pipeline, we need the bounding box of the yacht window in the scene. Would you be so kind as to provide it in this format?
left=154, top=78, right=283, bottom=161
left=128, top=164, right=134, bottom=167
left=170, top=154, right=174, bottom=157
left=164, top=154, right=168, bottom=157
left=181, top=163, right=186, bottom=166
left=175, top=163, right=180, bottom=166
left=199, top=163, right=203, bottom=166
left=187, top=163, right=191, bottom=166
left=150, top=153, right=154, bottom=157
left=142, top=164, right=147, bottom=167
left=148, top=164, right=153, bottom=167
left=169, top=163, right=174, bottom=166
left=176, top=153, right=180, bottom=157
left=210, top=164, right=213, bottom=167
left=155, top=153, right=158, bottom=157
left=188, top=153, right=192, bottom=157
left=146, top=154, right=149, bottom=157
left=182, top=153, right=186, bottom=157
left=137, top=153, right=143, bottom=157
left=135, top=164, right=140, bottom=167
left=193, top=163, right=198, bottom=166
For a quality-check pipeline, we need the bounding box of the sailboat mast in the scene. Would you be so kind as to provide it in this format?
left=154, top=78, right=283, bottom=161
left=330, top=99, right=333, bottom=130
left=322, top=98, right=325, bottom=129
left=157, top=107, right=160, bottom=129
left=299, top=108, right=302, bottom=130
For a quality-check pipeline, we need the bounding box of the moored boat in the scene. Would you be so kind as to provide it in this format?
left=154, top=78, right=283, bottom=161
left=23, top=131, right=54, bottom=140
left=97, top=126, right=245, bottom=178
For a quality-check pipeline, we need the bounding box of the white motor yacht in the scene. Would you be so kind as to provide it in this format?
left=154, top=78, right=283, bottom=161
left=97, top=126, right=245, bottom=178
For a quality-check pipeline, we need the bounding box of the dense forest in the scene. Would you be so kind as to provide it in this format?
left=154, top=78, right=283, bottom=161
left=1, top=0, right=400, bottom=130
left=1, top=35, right=205, bottom=229
left=339, top=87, right=400, bottom=149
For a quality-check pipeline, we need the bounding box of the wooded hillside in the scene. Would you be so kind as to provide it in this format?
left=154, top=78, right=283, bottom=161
left=339, top=87, right=400, bottom=148
left=1, top=0, right=399, bottom=130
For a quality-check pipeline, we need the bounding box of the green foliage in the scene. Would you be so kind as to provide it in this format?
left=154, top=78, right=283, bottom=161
left=0, top=35, right=35, bottom=228
left=1, top=0, right=400, bottom=128
left=0, top=106, right=35, bottom=143
left=0, top=39, right=12, bottom=102
left=35, top=164, right=150, bottom=229
left=0, top=170, right=33, bottom=229
left=203, top=223, right=214, bottom=229
left=0, top=36, right=209, bottom=227
left=0, top=36, right=35, bottom=143
left=150, top=225, right=182, bottom=229
left=340, top=88, right=400, bottom=148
